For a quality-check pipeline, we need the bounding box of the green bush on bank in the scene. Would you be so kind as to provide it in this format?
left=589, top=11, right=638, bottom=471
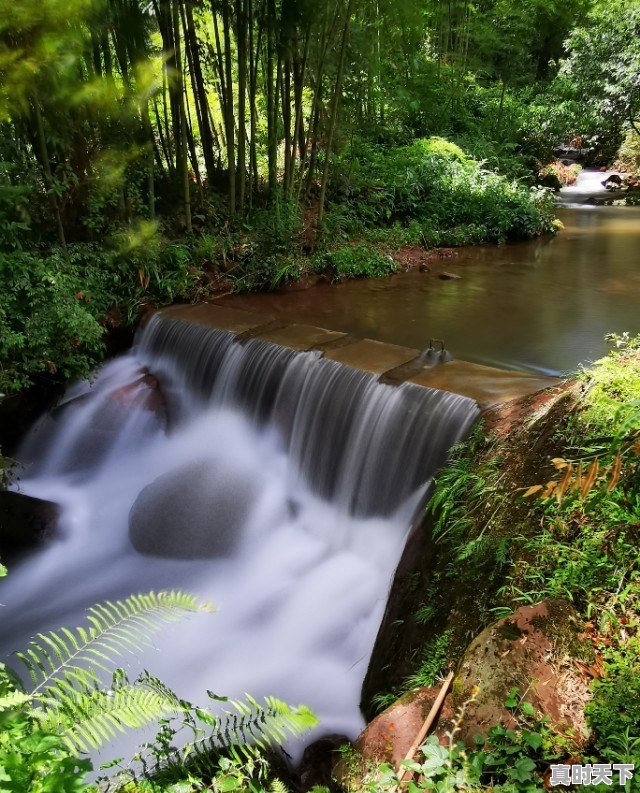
left=324, top=245, right=399, bottom=279
left=327, top=137, right=558, bottom=246
left=0, top=229, right=199, bottom=396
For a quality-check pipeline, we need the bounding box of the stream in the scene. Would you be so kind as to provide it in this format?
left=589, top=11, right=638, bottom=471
left=225, top=174, right=640, bottom=376
left=2, top=170, right=640, bottom=765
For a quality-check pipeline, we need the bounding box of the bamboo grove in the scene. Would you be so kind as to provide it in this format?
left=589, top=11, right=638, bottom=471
left=0, top=0, right=593, bottom=246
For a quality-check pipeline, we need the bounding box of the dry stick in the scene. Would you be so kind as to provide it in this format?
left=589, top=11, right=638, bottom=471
left=398, top=671, right=455, bottom=785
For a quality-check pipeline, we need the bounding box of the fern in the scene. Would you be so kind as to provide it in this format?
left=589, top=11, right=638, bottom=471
left=14, top=591, right=213, bottom=752
left=0, top=689, right=31, bottom=711
left=269, top=778, right=290, bottom=793
left=153, top=695, right=318, bottom=781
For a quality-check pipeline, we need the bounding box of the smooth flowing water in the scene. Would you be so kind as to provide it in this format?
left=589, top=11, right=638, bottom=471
left=2, top=316, right=478, bottom=759
left=224, top=179, right=640, bottom=376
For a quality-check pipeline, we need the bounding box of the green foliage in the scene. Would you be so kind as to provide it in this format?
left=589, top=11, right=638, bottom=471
left=324, top=245, right=398, bottom=280
left=403, top=631, right=453, bottom=691
left=0, top=677, right=93, bottom=793
left=428, top=424, right=508, bottom=563
left=14, top=591, right=213, bottom=753
left=0, top=249, right=105, bottom=393
left=0, top=590, right=212, bottom=792
left=577, top=333, right=640, bottom=432
left=0, top=228, right=203, bottom=394
left=138, top=695, right=317, bottom=789
left=617, top=128, right=640, bottom=173
left=362, top=697, right=557, bottom=792
left=559, top=0, right=640, bottom=157
left=331, top=138, right=557, bottom=247
left=586, top=640, right=640, bottom=758
left=0, top=587, right=316, bottom=792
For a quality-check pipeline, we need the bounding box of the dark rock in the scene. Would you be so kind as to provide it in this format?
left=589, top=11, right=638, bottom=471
left=438, top=272, right=461, bottom=280
left=603, top=174, right=623, bottom=190
left=129, top=458, right=259, bottom=559
left=452, top=599, right=592, bottom=749
left=0, top=491, right=60, bottom=559
left=355, top=687, right=455, bottom=766
left=538, top=169, right=563, bottom=190
left=419, top=264, right=431, bottom=273
left=553, top=144, right=582, bottom=162
left=298, top=734, right=350, bottom=792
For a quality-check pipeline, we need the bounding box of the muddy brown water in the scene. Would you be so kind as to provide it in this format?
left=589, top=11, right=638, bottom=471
left=222, top=205, right=640, bottom=377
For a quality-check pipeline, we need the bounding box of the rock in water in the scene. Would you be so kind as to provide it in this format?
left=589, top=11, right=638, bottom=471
left=298, top=734, right=351, bottom=792
left=0, top=491, right=60, bottom=559
left=453, top=599, right=592, bottom=749
left=128, top=458, right=258, bottom=559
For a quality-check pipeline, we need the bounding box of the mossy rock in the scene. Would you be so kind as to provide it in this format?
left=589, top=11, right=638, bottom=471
left=453, top=598, right=592, bottom=749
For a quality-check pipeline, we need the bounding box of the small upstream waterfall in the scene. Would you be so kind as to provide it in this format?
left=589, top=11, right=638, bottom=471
left=558, top=169, right=622, bottom=206
left=3, top=314, right=478, bottom=757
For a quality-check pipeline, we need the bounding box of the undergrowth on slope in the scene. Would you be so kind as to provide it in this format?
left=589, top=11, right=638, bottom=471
left=401, top=334, right=640, bottom=777
left=0, top=582, right=317, bottom=793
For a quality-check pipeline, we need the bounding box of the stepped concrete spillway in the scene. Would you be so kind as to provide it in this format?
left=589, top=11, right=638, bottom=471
left=160, top=302, right=560, bottom=409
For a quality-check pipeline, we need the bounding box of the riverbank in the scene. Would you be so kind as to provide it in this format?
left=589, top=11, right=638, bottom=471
left=349, top=336, right=640, bottom=790
left=0, top=137, right=556, bottom=411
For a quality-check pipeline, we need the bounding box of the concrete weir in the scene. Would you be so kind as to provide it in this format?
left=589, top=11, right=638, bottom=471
left=159, top=302, right=560, bottom=409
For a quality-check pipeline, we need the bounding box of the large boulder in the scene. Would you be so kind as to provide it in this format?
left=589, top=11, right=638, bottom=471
left=452, top=599, right=592, bottom=749
left=128, top=458, right=259, bottom=559
left=0, top=491, right=60, bottom=560
left=355, top=687, right=455, bottom=766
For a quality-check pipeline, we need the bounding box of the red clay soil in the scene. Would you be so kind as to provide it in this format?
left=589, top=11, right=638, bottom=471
left=391, top=245, right=459, bottom=271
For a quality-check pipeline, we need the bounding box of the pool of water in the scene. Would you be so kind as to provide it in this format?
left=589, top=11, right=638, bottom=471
left=223, top=204, right=640, bottom=376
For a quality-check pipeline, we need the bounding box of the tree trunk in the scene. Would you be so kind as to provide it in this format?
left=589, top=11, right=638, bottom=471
left=317, top=0, right=354, bottom=231
left=235, top=0, right=247, bottom=217
left=32, top=95, right=66, bottom=247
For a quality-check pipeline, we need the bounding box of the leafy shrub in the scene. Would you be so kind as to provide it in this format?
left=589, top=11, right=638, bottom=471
left=324, top=244, right=398, bottom=279
left=616, top=128, right=640, bottom=174
left=0, top=225, right=205, bottom=394
left=0, top=249, right=105, bottom=394
left=586, top=645, right=640, bottom=756
left=577, top=333, right=640, bottom=432
left=330, top=137, right=557, bottom=245
left=538, top=161, right=582, bottom=189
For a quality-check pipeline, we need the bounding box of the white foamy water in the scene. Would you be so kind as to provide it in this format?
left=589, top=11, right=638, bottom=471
left=2, top=315, right=478, bottom=762
left=559, top=169, right=623, bottom=206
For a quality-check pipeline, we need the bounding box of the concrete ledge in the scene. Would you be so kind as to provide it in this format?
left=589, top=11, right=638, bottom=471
left=408, top=360, right=559, bottom=409
left=250, top=323, right=347, bottom=351
left=159, top=303, right=560, bottom=407
left=160, top=303, right=273, bottom=335
left=324, top=338, right=420, bottom=376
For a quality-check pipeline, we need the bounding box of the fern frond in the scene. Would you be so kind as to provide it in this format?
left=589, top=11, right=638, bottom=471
left=162, top=695, right=318, bottom=779
left=11, top=590, right=213, bottom=753
left=269, top=778, right=290, bottom=793
left=35, top=672, right=186, bottom=753
left=0, top=690, right=31, bottom=711
left=16, top=591, right=214, bottom=697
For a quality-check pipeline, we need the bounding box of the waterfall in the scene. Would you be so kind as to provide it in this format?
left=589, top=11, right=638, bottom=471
left=3, top=313, right=479, bottom=757
left=558, top=169, right=622, bottom=206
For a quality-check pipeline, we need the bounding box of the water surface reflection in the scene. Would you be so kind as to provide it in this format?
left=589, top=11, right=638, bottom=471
left=224, top=205, right=640, bottom=375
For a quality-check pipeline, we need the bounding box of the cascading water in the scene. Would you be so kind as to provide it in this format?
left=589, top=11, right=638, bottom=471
left=558, top=169, right=622, bottom=206
left=2, top=313, right=479, bottom=758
